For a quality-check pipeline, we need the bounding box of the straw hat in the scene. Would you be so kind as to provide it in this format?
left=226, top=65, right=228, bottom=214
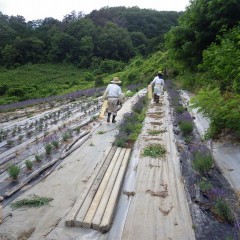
left=111, top=77, right=121, bottom=84
left=158, top=71, right=163, bottom=75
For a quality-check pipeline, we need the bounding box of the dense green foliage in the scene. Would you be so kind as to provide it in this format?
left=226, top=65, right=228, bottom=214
left=191, top=87, right=240, bottom=138
left=0, top=64, right=94, bottom=104
left=0, top=7, right=179, bottom=105
left=165, top=0, right=240, bottom=138
left=0, top=7, right=180, bottom=68
left=165, top=0, right=240, bottom=71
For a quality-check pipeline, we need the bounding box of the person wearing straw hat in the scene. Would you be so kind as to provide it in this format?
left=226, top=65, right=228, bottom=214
left=151, top=71, right=165, bottom=103
left=103, top=77, right=123, bottom=123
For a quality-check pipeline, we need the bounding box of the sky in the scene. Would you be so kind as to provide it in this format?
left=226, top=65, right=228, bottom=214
left=0, top=0, right=190, bottom=21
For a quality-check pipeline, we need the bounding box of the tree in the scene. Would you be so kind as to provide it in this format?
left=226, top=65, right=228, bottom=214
left=165, top=0, right=240, bottom=70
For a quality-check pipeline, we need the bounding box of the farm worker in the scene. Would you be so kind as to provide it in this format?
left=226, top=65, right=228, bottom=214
left=103, top=77, right=123, bottom=123
left=151, top=71, right=165, bottom=102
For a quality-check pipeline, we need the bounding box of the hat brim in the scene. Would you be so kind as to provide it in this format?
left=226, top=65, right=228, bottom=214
left=111, top=80, right=121, bottom=84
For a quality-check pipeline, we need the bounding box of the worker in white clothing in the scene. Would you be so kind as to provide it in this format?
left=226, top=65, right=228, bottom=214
left=151, top=71, right=165, bottom=103
left=103, top=77, right=123, bottom=123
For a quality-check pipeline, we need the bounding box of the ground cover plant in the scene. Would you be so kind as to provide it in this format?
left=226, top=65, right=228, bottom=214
left=142, top=144, right=166, bottom=158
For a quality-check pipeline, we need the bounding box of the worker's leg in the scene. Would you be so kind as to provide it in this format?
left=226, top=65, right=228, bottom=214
left=107, top=113, right=111, bottom=122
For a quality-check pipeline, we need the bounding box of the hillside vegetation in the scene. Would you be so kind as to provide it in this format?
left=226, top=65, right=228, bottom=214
left=0, top=7, right=180, bottom=105
left=0, top=1, right=240, bottom=140
left=165, top=0, right=240, bottom=139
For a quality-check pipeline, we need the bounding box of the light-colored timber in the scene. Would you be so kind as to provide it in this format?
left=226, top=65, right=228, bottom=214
left=81, top=147, right=121, bottom=228
left=74, top=146, right=117, bottom=227
left=91, top=148, right=127, bottom=230
left=64, top=145, right=114, bottom=226
left=99, top=148, right=131, bottom=233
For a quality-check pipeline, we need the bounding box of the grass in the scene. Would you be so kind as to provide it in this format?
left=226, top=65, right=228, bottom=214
left=143, top=144, right=166, bottom=158
left=148, top=130, right=165, bottom=135
left=11, top=194, right=53, bottom=209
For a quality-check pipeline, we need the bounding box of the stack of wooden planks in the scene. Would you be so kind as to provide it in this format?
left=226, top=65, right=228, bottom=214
left=65, top=146, right=131, bottom=233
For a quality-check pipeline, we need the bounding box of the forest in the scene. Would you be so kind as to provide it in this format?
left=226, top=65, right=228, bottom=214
left=0, top=7, right=180, bottom=104
left=0, top=0, right=240, bottom=139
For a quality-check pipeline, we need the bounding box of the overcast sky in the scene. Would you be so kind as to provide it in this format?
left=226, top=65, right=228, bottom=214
left=0, top=0, right=190, bottom=21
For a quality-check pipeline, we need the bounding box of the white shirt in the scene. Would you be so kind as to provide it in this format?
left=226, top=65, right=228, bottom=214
left=105, top=84, right=122, bottom=97
left=151, top=76, right=165, bottom=86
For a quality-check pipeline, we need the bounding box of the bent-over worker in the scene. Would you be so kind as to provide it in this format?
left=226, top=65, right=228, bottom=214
left=103, top=77, right=123, bottom=123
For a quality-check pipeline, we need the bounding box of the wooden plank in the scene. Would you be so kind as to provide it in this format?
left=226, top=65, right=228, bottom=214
left=148, top=85, right=153, bottom=99
left=81, top=147, right=121, bottom=229
left=99, top=148, right=131, bottom=233
left=64, top=145, right=114, bottom=227
left=99, top=100, right=108, bottom=119
left=92, top=148, right=126, bottom=230
left=74, top=146, right=117, bottom=227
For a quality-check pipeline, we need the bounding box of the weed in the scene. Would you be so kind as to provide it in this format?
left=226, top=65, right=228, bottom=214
left=97, top=131, right=106, bottom=135
left=11, top=194, right=53, bottom=209
left=143, top=144, right=166, bottom=158
left=7, top=164, right=21, bottom=180
left=192, top=152, right=213, bottom=175
left=148, top=130, right=165, bottom=135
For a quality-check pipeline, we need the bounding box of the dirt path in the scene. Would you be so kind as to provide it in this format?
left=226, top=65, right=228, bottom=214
left=0, top=90, right=195, bottom=240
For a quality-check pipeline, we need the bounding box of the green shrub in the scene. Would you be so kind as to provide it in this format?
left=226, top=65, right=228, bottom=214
left=175, top=105, right=185, bottom=113
left=35, top=155, right=42, bottom=162
left=115, top=139, right=126, bottom=147
left=191, top=87, right=240, bottom=138
left=198, top=180, right=212, bottom=192
left=192, top=152, right=213, bottom=175
left=62, top=132, right=71, bottom=142
left=8, top=164, right=21, bottom=180
left=179, top=122, right=193, bottom=135
left=45, top=144, right=52, bottom=155
left=213, top=199, right=234, bottom=223
left=51, top=140, right=59, bottom=149
left=25, top=160, right=33, bottom=170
